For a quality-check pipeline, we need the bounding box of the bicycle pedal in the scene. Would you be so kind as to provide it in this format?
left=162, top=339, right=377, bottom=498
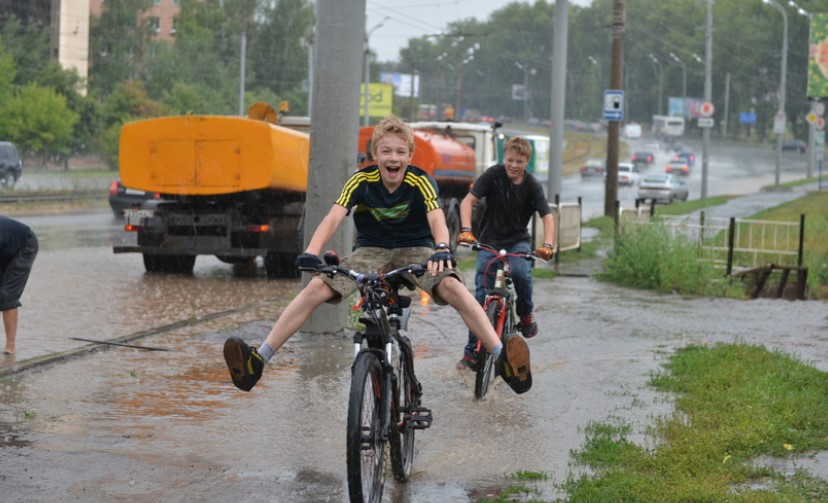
left=405, top=407, right=433, bottom=429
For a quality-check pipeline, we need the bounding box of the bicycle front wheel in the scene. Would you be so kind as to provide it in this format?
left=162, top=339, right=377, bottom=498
left=346, top=352, right=386, bottom=503
left=389, top=336, right=415, bottom=482
left=475, top=302, right=500, bottom=399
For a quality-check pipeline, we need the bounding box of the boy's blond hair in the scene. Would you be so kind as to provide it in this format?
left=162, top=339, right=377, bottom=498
left=370, top=115, right=415, bottom=157
left=504, top=136, right=532, bottom=159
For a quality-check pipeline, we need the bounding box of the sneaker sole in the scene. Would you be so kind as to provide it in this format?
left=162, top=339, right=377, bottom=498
left=503, top=335, right=532, bottom=393
left=223, top=338, right=247, bottom=388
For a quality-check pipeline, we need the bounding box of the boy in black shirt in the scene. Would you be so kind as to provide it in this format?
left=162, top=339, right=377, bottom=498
left=456, top=136, right=555, bottom=369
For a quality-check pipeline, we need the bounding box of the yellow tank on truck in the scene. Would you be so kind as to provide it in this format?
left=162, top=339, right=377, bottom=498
left=119, top=115, right=309, bottom=196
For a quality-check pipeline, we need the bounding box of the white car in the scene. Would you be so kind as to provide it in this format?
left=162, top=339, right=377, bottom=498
left=616, top=162, right=641, bottom=186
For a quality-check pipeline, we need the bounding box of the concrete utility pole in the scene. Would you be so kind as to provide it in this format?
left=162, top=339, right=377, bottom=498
left=547, top=0, right=568, bottom=203
left=604, top=0, right=624, bottom=218
left=303, top=0, right=365, bottom=334
left=763, top=0, right=787, bottom=186
left=700, top=0, right=713, bottom=200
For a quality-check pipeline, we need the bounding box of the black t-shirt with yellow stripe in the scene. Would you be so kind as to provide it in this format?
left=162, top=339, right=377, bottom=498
left=336, top=165, right=441, bottom=249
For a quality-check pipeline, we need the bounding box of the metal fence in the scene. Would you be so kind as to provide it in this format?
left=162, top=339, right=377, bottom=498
left=619, top=208, right=805, bottom=275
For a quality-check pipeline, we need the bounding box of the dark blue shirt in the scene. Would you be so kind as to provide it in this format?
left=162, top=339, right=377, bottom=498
left=0, top=216, right=33, bottom=261
left=336, top=165, right=441, bottom=249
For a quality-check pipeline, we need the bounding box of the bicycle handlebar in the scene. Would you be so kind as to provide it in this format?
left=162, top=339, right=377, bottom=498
left=298, top=261, right=428, bottom=289
left=460, top=242, right=538, bottom=261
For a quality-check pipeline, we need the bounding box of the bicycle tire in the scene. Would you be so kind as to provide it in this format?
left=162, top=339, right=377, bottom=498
left=474, top=301, right=500, bottom=399
left=346, top=352, right=386, bottom=503
left=389, top=335, right=415, bottom=482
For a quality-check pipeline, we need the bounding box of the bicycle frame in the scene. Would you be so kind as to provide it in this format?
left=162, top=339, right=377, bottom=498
left=301, top=259, right=432, bottom=502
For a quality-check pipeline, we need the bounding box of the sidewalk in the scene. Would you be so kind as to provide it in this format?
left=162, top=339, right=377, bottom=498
left=684, top=183, right=819, bottom=221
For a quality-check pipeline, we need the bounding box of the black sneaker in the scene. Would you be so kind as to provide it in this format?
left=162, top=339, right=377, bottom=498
left=457, top=354, right=476, bottom=371
left=223, top=337, right=264, bottom=392
left=518, top=314, right=538, bottom=339
left=496, top=334, right=532, bottom=394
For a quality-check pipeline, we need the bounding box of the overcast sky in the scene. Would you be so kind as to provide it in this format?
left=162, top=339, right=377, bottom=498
left=366, top=0, right=593, bottom=62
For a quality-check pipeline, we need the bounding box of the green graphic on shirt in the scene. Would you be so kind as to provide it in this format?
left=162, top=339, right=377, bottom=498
left=355, top=203, right=411, bottom=221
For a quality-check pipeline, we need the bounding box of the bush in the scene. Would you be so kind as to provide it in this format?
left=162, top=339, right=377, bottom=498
left=596, top=222, right=744, bottom=298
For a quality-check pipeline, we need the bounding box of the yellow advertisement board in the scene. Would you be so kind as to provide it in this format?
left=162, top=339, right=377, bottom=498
left=359, top=83, right=394, bottom=117
left=808, top=13, right=828, bottom=98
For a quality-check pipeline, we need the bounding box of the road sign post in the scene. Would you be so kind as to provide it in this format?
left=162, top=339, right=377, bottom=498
left=603, top=90, right=624, bottom=122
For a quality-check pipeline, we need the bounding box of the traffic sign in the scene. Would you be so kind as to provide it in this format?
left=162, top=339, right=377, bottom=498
left=699, top=101, right=715, bottom=118
left=807, top=112, right=818, bottom=124
left=773, top=111, right=786, bottom=135
left=817, top=117, right=825, bottom=132
left=698, top=117, right=714, bottom=128
left=603, top=90, right=624, bottom=122
left=817, top=102, right=825, bottom=116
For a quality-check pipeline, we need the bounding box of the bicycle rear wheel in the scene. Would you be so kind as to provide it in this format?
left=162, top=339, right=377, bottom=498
left=346, top=352, right=386, bottom=503
left=389, top=336, right=415, bottom=482
left=475, top=302, right=500, bottom=399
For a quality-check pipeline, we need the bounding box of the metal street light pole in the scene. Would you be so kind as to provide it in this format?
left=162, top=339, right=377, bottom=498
left=701, top=0, right=713, bottom=200
left=669, top=52, right=687, bottom=115
left=763, top=0, right=787, bottom=186
left=515, top=61, right=530, bottom=122
left=363, top=17, right=389, bottom=127
left=649, top=53, right=663, bottom=116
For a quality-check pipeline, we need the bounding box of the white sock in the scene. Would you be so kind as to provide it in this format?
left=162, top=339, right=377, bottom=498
left=258, top=342, right=276, bottom=363
left=491, top=344, right=503, bottom=361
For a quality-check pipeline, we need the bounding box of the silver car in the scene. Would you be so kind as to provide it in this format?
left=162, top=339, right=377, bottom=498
left=637, top=174, right=689, bottom=204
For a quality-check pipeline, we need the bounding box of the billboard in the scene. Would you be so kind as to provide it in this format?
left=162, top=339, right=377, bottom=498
left=379, top=72, right=419, bottom=98
left=807, top=13, right=828, bottom=98
left=359, top=83, right=394, bottom=117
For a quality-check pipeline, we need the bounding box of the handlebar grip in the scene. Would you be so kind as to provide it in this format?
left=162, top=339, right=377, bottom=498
left=323, top=250, right=340, bottom=266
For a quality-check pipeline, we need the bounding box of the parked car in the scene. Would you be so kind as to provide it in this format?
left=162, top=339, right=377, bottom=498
left=637, top=174, right=689, bottom=204
left=616, top=162, right=641, bottom=186
left=778, top=139, right=807, bottom=153
left=580, top=158, right=605, bottom=178
left=0, top=141, right=23, bottom=189
left=665, top=159, right=690, bottom=176
left=108, top=180, right=161, bottom=217
left=674, top=148, right=696, bottom=167
left=630, top=150, right=655, bottom=168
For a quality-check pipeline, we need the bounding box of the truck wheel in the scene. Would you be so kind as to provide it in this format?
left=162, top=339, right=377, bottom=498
left=143, top=254, right=195, bottom=275
left=265, top=252, right=300, bottom=279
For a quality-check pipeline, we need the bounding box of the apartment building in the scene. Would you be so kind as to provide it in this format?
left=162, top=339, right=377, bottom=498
left=89, top=0, right=181, bottom=42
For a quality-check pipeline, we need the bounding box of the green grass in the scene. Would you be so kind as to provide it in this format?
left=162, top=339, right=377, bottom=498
left=595, top=222, right=745, bottom=298
left=651, top=194, right=738, bottom=216
left=563, top=343, right=828, bottom=502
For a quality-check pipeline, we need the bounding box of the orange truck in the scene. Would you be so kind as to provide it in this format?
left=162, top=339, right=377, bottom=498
left=357, top=125, right=477, bottom=249
left=114, top=110, right=477, bottom=277
left=114, top=114, right=309, bottom=278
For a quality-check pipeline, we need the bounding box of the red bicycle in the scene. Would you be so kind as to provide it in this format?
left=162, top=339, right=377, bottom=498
left=465, top=242, right=536, bottom=399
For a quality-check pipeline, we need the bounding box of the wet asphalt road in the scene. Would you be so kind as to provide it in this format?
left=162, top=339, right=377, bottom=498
left=2, top=272, right=828, bottom=502
left=1, top=145, right=826, bottom=501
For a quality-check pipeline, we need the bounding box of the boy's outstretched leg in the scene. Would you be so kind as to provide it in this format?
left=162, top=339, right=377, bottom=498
left=224, top=337, right=264, bottom=392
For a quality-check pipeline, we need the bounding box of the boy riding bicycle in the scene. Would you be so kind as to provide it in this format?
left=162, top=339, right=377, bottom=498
left=223, top=116, right=533, bottom=395
left=456, top=136, right=555, bottom=370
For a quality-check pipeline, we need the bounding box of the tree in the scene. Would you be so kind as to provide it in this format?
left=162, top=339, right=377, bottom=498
left=0, top=84, right=79, bottom=165
left=89, top=0, right=153, bottom=98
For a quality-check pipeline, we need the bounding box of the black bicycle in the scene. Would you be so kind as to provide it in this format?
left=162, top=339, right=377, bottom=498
left=300, top=253, right=433, bottom=503
left=465, top=242, right=536, bottom=399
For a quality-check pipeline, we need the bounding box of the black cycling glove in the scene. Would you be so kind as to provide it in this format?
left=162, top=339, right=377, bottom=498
left=295, top=253, right=322, bottom=270
left=428, top=250, right=456, bottom=268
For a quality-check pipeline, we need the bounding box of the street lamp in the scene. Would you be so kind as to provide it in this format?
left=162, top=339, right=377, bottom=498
left=763, top=0, right=788, bottom=186
left=515, top=61, right=534, bottom=123
left=649, top=53, right=663, bottom=116
left=363, top=17, right=389, bottom=126
left=669, top=52, right=687, bottom=116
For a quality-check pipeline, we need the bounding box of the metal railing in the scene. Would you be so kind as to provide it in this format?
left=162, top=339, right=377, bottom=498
left=619, top=208, right=805, bottom=275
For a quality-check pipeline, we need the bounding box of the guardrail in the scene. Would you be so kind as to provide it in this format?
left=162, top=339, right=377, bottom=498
left=532, top=196, right=582, bottom=254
